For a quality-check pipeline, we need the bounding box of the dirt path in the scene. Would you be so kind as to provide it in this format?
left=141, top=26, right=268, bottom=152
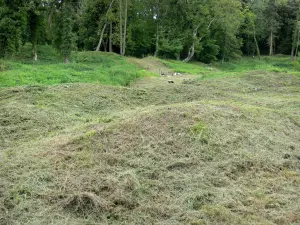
left=127, top=56, right=196, bottom=88
left=127, top=56, right=174, bottom=75
left=132, top=73, right=196, bottom=89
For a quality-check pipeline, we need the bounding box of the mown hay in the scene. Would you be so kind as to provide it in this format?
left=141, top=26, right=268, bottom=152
left=0, top=71, right=299, bottom=224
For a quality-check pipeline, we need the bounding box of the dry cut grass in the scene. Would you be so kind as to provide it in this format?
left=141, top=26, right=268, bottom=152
left=0, top=71, right=300, bottom=224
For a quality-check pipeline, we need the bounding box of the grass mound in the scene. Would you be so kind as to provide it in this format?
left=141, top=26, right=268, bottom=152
left=1, top=70, right=300, bottom=224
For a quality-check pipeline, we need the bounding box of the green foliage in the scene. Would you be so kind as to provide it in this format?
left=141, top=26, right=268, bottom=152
left=60, top=1, right=76, bottom=61
left=0, top=59, right=7, bottom=71
left=195, top=40, right=219, bottom=63
left=26, top=0, right=46, bottom=50
left=0, top=1, right=26, bottom=57
left=158, top=38, right=183, bottom=59
left=2, top=0, right=300, bottom=63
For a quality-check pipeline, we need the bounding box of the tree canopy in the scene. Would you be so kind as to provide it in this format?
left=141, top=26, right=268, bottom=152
left=1, top=0, right=300, bottom=62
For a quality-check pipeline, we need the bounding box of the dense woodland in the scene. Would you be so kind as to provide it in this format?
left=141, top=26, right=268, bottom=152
left=1, top=0, right=300, bottom=63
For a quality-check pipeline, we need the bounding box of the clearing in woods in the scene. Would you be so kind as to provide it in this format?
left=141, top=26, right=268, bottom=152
left=0, top=55, right=300, bottom=225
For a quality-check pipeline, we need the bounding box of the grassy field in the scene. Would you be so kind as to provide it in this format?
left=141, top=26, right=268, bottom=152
left=160, top=56, right=300, bottom=79
left=0, top=49, right=300, bottom=224
left=0, top=45, right=153, bottom=87
left=1, top=45, right=300, bottom=88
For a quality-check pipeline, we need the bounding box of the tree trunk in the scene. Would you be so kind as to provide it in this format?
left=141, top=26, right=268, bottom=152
left=122, top=0, right=127, bottom=56
left=96, top=0, right=115, bottom=51
left=295, top=32, right=300, bottom=60
left=119, top=0, right=123, bottom=56
left=65, top=57, right=70, bottom=64
left=183, top=42, right=195, bottom=63
left=269, top=30, right=273, bottom=56
left=291, top=15, right=299, bottom=61
left=222, top=34, right=227, bottom=63
left=154, top=22, right=159, bottom=57
left=33, top=42, right=38, bottom=61
left=109, top=22, right=113, bottom=52
left=291, top=33, right=298, bottom=61
left=183, top=24, right=200, bottom=63
left=96, top=23, right=107, bottom=51
left=104, top=36, right=108, bottom=52
left=253, top=26, right=260, bottom=60
left=154, top=0, right=159, bottom=57
left=291, top=46, right=295, bottom=61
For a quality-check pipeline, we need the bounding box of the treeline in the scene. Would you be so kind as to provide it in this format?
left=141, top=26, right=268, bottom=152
left=1, top=0, right=300, bottom=63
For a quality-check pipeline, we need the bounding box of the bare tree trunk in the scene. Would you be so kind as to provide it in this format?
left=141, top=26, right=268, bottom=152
left=33, top=42, right=38, bottom=61
left=269, top=30, right=273, bottom=56
left=183, top=24, right=200, bottom=63
left=291, top=46, right=295, bottom=61
left=291, top=31, right=296, bottom=61
left=295, top=33, right=300, bottom=60
left=253, top=26, right=260, bottom=60
left=65, top=57, right=70, bottom=64
left=96, top=23, right=107, bottom=51
left=109, top=22, right=113, bottom=52
left=154, top=0, right=159, bottom=57
left=119, top=0, right=123, bottom=56
left=291, top=15, right=299, bottom=61
left=183, top=42, right=195, bottom=63
left=222, top=35, right=226, bottom=64
left=96, top=0, right=115, bottom=51
left=154, top=22, right=159, bottom=57
left=104, top=36, right=108, bottom=52
left=122, top=0, right=127, bottom=56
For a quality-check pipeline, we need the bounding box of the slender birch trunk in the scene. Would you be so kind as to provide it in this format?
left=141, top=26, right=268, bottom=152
left=109, top=22, right=113, bottom=52
left=154, top=22, right=159, bottom=57
left=122, top=0, right=127, bottom=56
left=33, top=42, right=38, bottom=61
left=295, top=32, right=300, bottom=60
left=119, top=0, right=123, bottom=56
left=253, top=26, right=260, bottom=60
left=291, top=13, right=299, bottom=61
left=96, top=23, right=107, bottom=51
left=269, top=29, right=273, bottom=56
left=154, top=0, right=159, bottom=57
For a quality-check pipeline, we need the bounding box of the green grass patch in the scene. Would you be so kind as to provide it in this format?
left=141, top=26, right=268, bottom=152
left=158, top=55, right=300, bottom=80
left=160, top=58, right=210, bottom=74
left=212, top=56, right=300, bottom=78
left=0, top=45, right=153, bottom=87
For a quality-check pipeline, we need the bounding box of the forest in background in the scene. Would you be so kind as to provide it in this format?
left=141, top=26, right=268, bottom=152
left=1, top=0, right=300, bottom=63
